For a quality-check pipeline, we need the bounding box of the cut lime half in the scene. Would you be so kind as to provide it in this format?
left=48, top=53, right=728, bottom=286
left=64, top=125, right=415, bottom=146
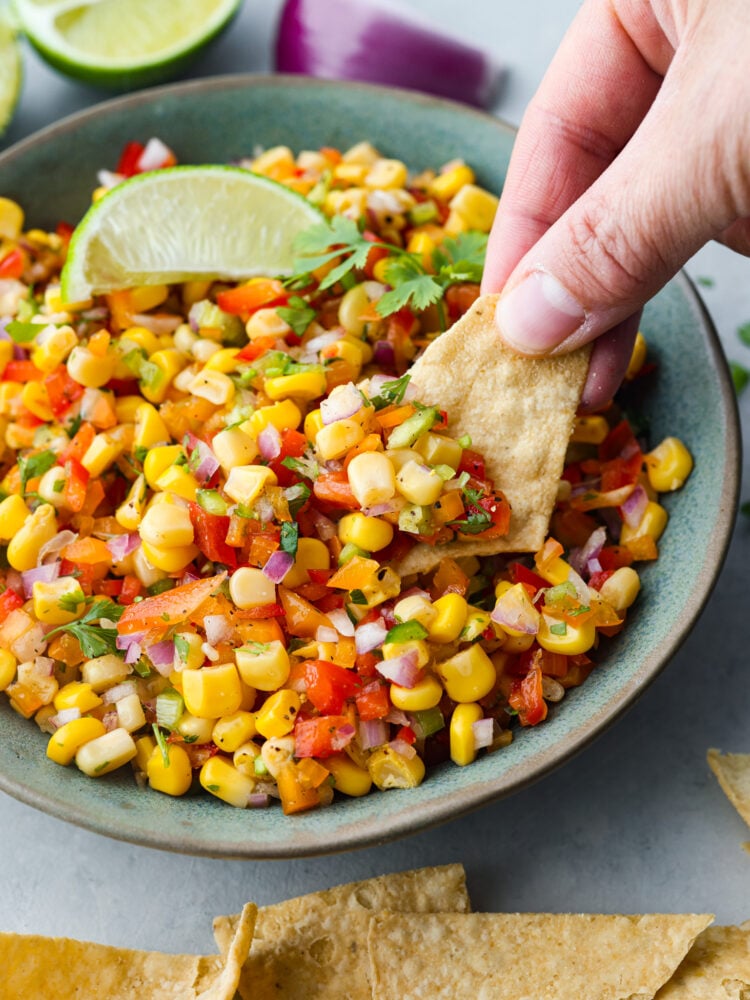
left=61, top=166, right=325, bottom=303
left=12, top=0, right=243, bottom=90
left=0, top=12, right=22, bottom=137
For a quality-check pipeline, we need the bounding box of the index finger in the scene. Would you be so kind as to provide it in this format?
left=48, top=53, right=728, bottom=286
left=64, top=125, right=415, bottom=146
left=482, top=0, right=665, bottom=293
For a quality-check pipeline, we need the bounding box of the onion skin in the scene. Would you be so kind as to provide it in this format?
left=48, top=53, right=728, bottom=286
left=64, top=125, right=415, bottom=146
left=275, top=0, right=504, bottom=110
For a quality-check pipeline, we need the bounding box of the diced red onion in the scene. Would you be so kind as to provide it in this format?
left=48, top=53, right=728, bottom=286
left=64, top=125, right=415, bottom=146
left=247, top=793, right=271, bottom=809
left=130, top=312, right=182, bottom=335
left=96, top=169, right=123, bottom=189
left=598, top=506, right=622, bottom=542
left=50, top=707, right=81, bottom=729
left=332, top=722, right=356, bottom=750
left=567, top=567, right=592, bottom=605
left=80, top=306, right=109, bottom=322
left=104, top=681, right=138, bottom=703
left=31, top=656, right=55, bottom=677
left=302, top=329, right=340, bottom=354
left=106, top=533, right=141, bottom=562
left=102, top=710, right=119, bottom=732
left=116, top=631, right=145, bottom=651
left=146, top=640, right=175, bottom=673
left=376, top=649, right=421, bottom=688
left=587, top=557, right=603, bottom=576
left=21, top=562, right=60, bottom=598
left=358, top=717, right=388, bottom=750
left=202, top=642, right=220, bottom=662
left=188, top=302, right=203, bottom=332
left=491, top=593, right=539, bottom=635
left=388, top=737, right=417, bottom=759
left=327, top=607, right=355, bottom=637
left=621, top=483, right=649, bottom=529
left=11, top=626, right=46, bottom=661
left=125, top=642, right=142, bottom=665
left=385, top=707, right=410, bottom=726
left=137, top=137, right=174, bottom=172
left=263, top=549, right=295, bottom=584
left=38, top=530, right=78, bottom=564
left=321, top=382, right=363, bottom=425
left=363, top=501, right=399, bottom=517
left=399, top=586, right=431, bottom=603
left=255, top=495, right=275, bottom=524
left=185, top=432, right=221, bottom=485
left=355, top=618, right=387, bottom=654
left=315, top=625, right=339, bottom=643
left=472, top=717, right=495, bottom=750
left=310, top=508, right=336, bottom=541
left=258, top=423, right=282, bottom=460
left=569, top=526, right=607, bottom=575
left=372, top=340, right=396, bottom=370
left=204, top=614, right=234, bottom=646
left=275, top=0, right=503, bottom=109
left=4, top=570, right=22, bottom=595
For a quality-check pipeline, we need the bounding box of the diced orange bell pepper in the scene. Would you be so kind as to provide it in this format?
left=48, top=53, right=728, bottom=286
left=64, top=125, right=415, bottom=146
left=118, top=572, right=226, bottom=635
left=276, top=762, right=321, bottom=815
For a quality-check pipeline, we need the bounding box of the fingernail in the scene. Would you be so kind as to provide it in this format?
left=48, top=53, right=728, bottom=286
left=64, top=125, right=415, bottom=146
left=496, top=271, right=585, bottom=353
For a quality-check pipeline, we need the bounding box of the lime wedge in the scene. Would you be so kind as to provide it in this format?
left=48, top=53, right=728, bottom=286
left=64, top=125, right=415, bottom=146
left=61, top=166, right=325, bottom=302
left=0, top=12, right=22, bottom=137
left=12, top=0, right=243, bottom=90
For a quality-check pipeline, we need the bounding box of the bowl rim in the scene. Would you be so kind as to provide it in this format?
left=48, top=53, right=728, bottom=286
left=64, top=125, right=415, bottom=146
left=0, top=73, right=740, bottom=858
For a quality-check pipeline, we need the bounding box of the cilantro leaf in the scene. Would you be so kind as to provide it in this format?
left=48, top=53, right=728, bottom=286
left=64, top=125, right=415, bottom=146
left=377, top=256, right=443, bottom=316
left=4, top=320, right=47, bottom=344
left=369, top=373, right=411, bottom=410
left=281, top=452, right=320, bottom=481
left=276, top=296, right=317, bottom=337
left=19, top=450, right=57, bottom=492
left=738, top=322, right=750, bottom=347
left=46, top=598, right=124, bottom=658
left=731, top=361, right=749, bottom=395
left=57, top=588, right=86, bottom=613
left=280, top=521, right=299, bottom=558
left=293, top=216, right=374, bottom=290
left=284, top=482, right=311, bottom=517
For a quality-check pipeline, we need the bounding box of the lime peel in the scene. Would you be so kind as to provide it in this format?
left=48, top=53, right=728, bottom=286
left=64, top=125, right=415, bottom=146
left=0, top=13, right=22, bottom=137
left=61, top=165, right=325, bottom=303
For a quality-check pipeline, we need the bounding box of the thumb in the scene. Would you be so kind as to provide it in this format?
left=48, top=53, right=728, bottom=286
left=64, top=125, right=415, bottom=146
left=494, top=84, right=744, bottom=356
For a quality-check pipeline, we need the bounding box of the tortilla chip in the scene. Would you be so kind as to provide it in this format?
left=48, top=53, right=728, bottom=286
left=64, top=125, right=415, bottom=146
left=394, top=293, right=590, bottom=576
left=655, top=922, right=750, bottom=998
left=0, top=902, right=256, bottom=1000
left=708, top=750, right=750, bottom=829
left=367, top=912, right=712, bottom=1000
left=213, top=863, right=469, bottom=1000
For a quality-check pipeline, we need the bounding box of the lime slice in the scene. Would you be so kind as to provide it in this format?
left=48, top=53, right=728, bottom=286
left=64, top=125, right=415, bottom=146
left=12, top=0, right=243, bottom=90
left=61, top=166, right=325, bottom=302
left=0, top=12, right=22, bottom=137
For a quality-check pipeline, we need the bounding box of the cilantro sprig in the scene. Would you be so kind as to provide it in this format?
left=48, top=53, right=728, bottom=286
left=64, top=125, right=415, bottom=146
left=47, top=597, right=124, bottom=658
left=292, top=219, right=487, bottom=319
left=19, top=450, right=57, bottom=493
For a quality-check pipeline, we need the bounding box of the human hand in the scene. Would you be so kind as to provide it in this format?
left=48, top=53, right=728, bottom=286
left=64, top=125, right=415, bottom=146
left=482, top=0, right=750, bottom=408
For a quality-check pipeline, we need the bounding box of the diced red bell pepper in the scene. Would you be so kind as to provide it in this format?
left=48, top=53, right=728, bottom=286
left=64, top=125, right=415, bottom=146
left=116, top=141, right=145, bottom=177
left=216, top=279, right=288, bottom=316
left=457, top=449, right=485, bottom=480
left=444, top=282, right=481, bottom=322
left=355, top=679, right=389, bottom=718
left=313, top=470, right=359, bottom=511
left=508, top=563, right=548, bottom=594
left=598, top=545, right=634, bottom=571
left=63, top=458, right=90, bottom=513
left=509, top=663, right=548, bottom=726
left=293, top=715, right=355, bottom=758
left=270, top=428, right=308, bottom=486
left=188, top=502, right=237, bottom=568
left=0, top=248, right=24, bottom=280
left=234, top=602, right=285, bottom=620
left=119, top=575, right=143, bottom=605
left=235, top=335, right=278, bottom=363
left=60, top=422, right=96, bottom=465
left=3, top=360, right=44, bottom=382
left=0, top=588, right=23, bottom=623
left=396, top=725, right=417, bottom=745
left=45, top=368, right=84, bottom=419
left=588, top=569, right=615, bottom=591
left=300, top=659, right=361, bottom=714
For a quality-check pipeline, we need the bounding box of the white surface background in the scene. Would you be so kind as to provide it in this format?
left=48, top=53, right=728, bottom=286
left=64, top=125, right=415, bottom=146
left=1, top=0, right=749, bottom=954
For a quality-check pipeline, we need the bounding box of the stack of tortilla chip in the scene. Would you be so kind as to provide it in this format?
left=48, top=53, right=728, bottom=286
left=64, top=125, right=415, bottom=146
left=2, top=864, right=749, bottom=998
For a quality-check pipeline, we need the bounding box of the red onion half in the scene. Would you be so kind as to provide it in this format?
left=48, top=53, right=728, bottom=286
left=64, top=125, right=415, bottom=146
left=263, top=549, right=295, bottom=584
left=276, top=0, right=504, bottom=110
left=21, top=562, right=60, bottom=598
left=376, top=649, right=421, bottom=688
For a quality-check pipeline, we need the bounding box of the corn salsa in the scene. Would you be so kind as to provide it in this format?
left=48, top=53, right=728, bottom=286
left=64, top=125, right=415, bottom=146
left=0, top=138, right=693, bottom=814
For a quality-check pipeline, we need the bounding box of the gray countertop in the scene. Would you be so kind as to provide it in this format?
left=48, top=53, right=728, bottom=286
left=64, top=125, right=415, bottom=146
left=1, top=0, right=748, bottom=955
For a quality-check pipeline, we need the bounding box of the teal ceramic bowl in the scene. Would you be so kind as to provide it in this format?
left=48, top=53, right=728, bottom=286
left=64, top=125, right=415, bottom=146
left=0, top=76, right=739, bottom=858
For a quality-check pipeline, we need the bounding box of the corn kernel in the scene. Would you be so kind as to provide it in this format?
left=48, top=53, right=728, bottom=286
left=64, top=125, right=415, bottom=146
left=437, top=645, right=496, bottom=703
left=212, top=711, right=257, bottom=753
left=265, top=370, right=327, bottom=402
left=143, top=444, right=184, bottom=487
left=47, top=717, right=106, bottom=766
left=120, top=325, right=160, bottom=356
left=200, top=755, right=255, bottom=807
left=430, top=164, right=475, bottom=200
left=381, top=639, right=430, bottom=667
left=134, top=735, right=157, bottom=773
left=245, top=307, right=292, bottom=341
left=343, top=141, right=379, bottom=165
left=390, top=674, right=443, bottom=712
left=191, top=338, right=221, bottom=363
left=537, top=616, right=597, bottom=655
left=346, top=451, right=396, bottom=508
left=413, top=433, right=462, bottom=470
left=599, top=566, right=641, bottom=613
left=204, top=347, right=240, bottom=373
left=75, top=727, right=137, bottom=776
left=81, top=432, right=123, bottom=476
left=261, top=734, right=295, bottom=778
left=32, top=325, right=78, bottom=373
left=81, top=654, right=130, bottom=693
left=393, top=594, right=436, bottom=630
left=176, top=712, right=214, bottom=744
left=395, top=459, right=444, bottom=506
left=116, top=474, right=147, bottom=530
left=646, top=437, right=693, bottom=492
left=449, top=183, right=498, bottom=232
left=450, top=702, right=483, bottom=766
left=535, top=556, right=572, bottom=587
left=338, top=511, right=393, bottom=552
left=33, top=577, right=84, bottom=626
left=0, top=197, right=24, bottom=240
left=620, top=501, right=668, bottom=544
left=19, top=381, right=52, bottom=422
left=235, top=640, right=290, bottom=691
left=115, top=692, right=146, bottom=733
left=54, top=681, right=103, bottom=714
left=304, top=408, right=325, bottom=441
left=140, top=540, right=199, bottom=573
left=211, top=427, right=258, bottom=472
left=139, top=500, right=194, bottom=548
left=625, top=331, right=648, bottom=380
left=224, top=464, right=278, bottom=506
left=315, top=419, right=365, bottom=461
left=253, top=145, right=295, bottom=174
left=428, top=593, right=469, bottom=643
left=254, top=689, right=301, bottom=739
left=67, top=345, right=116, bottom=388
left=365, top=158, right=408, bottom=190
left=461, top=607, right=492, bottom=642
left=367, top=746, right=425, bottom=789
left=406, top=231, right=436, bottom=267
left=129, top=285, right=169, bottom=313
left=133, top=402, right=170, bottom=450
left=182, top=662, right=242, bottom=719
left=186, top=367, right=232, bottom=408
left=571, top=415, right=610, bottom=445
left=233, top=740, right=262, bottom=776
left=338, top=282, right=382, bottom=338
left=282, top=537, right=331, bottom=589
left=0, top=494, right=30, bottom=541
left=147, top=743, right=193, bottom=796
left=153, top=465, right=198, bottom=501
left=0, top=649, right=16, bottom=691
left=7, top=503, right=57, bottom=571
left=174, top=631, right=205, bottom=670
left=142, top=349, right=186, bottom=404
left=244, top=400, right=302, bottom=439
left=326, top=753, right=372, bottom=797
